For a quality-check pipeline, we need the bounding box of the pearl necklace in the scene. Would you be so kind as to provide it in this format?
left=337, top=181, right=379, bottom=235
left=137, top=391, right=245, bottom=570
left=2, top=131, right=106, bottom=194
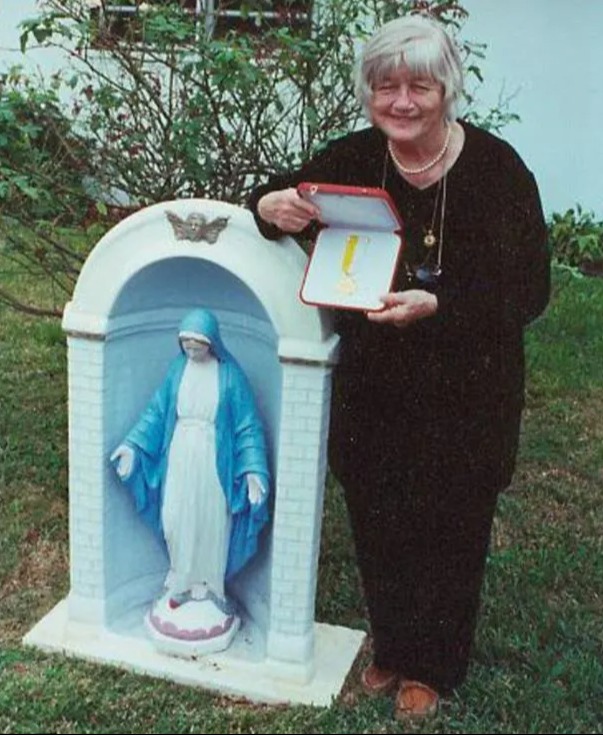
left=387, top=124, right=451, bottom=176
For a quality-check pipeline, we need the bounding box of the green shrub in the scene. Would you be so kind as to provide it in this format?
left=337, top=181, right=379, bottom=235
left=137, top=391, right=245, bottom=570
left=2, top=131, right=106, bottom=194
left=16, top=0, right=481, bottom=207
left=2, top=0, right=518, bottom=316
left=548, top=206, right=603, bottom=270
left=0, top=68, right=93, bottom=224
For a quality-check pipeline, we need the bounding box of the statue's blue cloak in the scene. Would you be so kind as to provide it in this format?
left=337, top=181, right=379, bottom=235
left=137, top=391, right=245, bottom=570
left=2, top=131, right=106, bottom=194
left=111, top=309, right=270, bottom=580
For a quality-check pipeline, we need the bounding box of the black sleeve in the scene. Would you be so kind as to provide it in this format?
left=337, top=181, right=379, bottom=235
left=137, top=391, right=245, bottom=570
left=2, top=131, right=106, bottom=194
left=247, top=136, right=361, bottom=241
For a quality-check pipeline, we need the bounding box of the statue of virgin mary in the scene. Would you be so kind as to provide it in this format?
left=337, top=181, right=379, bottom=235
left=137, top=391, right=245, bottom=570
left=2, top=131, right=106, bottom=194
left=111, top=308, right=270, bottom=656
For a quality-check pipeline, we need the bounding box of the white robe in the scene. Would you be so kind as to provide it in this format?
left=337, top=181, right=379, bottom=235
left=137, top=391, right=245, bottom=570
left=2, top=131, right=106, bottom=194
left=161, top=357, right=231, bottom=601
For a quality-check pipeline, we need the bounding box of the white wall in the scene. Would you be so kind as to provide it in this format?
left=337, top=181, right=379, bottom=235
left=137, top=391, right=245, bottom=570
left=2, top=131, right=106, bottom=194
left=2, top=0, right=602, bottom=217
left=0, top=0, right=67, bottom=79
left=462, top=0, right=603, bottom=217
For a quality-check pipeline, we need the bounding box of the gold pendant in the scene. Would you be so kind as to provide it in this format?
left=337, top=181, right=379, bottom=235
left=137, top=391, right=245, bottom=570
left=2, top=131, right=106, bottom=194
left=423, top=231, right=437, bottom=248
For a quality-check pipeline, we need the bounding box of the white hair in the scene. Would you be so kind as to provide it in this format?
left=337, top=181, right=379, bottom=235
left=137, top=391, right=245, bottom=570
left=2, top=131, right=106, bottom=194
left=355, top=15, right=464, bottom=123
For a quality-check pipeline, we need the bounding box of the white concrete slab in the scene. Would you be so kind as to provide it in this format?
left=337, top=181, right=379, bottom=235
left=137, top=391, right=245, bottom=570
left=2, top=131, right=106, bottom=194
left=23, top=600, right=365, bottom=707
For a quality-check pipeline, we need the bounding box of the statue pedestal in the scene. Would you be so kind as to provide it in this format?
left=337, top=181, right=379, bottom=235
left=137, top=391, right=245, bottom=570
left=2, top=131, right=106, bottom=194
left=145, top=594, right=241, bottom=658
left=24, top=599, right=365, bottom=706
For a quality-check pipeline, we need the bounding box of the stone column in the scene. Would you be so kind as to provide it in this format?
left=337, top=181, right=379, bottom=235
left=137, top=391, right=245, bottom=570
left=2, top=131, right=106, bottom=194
left=65, top=334, right=109, bottom=625
left=266, top=336, right=339, bottom=682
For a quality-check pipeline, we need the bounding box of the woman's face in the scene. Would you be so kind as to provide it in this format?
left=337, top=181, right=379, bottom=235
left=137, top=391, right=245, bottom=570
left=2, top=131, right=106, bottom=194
left=181, top=337, right=212, bottom=363
left=368, top=65, right=446, bottom=147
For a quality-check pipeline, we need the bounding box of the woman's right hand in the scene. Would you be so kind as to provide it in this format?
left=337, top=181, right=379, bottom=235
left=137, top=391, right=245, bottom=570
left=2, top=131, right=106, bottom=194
left=257, top=188, right=320, bottom=233
left=110, top=444, right=135, bottom=479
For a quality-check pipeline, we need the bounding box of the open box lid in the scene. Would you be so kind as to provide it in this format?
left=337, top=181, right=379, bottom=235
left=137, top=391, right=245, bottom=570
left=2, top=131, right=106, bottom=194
left=297, top=182, right=403, bottom=232
left=297, top=183, right=405, bottom=312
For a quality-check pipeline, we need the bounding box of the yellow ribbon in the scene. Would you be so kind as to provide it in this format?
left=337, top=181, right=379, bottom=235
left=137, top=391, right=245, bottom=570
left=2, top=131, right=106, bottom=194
left=341, top=234, right=359, bottom=274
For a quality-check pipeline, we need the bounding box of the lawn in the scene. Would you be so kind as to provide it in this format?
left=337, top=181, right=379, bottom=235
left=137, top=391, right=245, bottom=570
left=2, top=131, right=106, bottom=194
left=0, top=267, right=601, bottom=734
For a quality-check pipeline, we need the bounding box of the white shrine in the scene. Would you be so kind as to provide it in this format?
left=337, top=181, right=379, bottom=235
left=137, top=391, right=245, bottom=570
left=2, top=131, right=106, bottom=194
left=23, top=199, right=365, bottom=705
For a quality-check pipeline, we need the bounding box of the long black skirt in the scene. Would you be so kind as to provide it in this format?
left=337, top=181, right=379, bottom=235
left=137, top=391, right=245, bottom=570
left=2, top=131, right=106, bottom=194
left=328, top=366, right=522, bottom=694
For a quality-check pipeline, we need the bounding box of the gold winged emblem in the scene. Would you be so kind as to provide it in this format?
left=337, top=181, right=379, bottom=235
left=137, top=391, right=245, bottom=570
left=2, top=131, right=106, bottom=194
left=165, top=211, right=229, bottom=244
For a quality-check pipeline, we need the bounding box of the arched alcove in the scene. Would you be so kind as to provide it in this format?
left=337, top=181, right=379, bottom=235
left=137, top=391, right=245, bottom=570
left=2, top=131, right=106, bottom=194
left=102, top=257, right=282, bottom=643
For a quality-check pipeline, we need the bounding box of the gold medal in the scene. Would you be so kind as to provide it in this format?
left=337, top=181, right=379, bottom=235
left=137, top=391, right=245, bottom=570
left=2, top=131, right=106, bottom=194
left=337, top=274, right=357, bottom=294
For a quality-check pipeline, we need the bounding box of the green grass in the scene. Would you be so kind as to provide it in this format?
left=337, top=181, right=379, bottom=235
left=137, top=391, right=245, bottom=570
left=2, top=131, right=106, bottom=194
left=1, top=267, right=602, bottom=733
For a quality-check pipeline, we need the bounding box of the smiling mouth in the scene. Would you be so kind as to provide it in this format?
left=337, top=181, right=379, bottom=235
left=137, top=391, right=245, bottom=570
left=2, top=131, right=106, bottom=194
left=388, top=117, right=420, bottom=126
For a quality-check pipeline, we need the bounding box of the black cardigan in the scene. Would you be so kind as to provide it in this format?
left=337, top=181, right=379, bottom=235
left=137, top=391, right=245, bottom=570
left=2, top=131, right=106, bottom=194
left=248, top=122, right=550, bottom=493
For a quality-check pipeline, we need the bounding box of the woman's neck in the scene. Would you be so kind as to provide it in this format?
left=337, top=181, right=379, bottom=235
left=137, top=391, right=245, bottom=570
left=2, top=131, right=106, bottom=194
left=389, top=121, right=450, bottom=170
left=389, top=121, right=465, bottom=190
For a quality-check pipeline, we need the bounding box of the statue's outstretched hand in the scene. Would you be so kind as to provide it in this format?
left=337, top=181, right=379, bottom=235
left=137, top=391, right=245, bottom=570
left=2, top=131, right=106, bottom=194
left=110, top=444, right=135, bottom=479
left=247, top=473, right=267, bottom=506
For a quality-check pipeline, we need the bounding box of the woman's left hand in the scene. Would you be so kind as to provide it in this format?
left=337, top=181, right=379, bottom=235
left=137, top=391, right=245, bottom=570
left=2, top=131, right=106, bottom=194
left=367, top=290, right=438, bottom=328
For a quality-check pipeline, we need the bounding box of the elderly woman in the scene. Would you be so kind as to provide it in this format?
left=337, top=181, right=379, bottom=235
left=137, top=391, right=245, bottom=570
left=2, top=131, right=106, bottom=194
left=248, top=15, right=550, bottom=719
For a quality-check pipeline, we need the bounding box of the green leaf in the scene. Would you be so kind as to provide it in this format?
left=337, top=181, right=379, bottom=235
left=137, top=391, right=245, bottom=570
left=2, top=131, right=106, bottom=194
left=19, top=31, right=29, bottom=54
left=32, top=26, right=53, bottom=45
left=467, top=64, right=484, bottom=82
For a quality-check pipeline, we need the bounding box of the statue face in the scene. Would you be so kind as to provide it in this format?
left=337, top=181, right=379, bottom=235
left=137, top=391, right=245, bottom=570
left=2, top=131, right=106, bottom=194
left=181, top=337, right=212, bottom=363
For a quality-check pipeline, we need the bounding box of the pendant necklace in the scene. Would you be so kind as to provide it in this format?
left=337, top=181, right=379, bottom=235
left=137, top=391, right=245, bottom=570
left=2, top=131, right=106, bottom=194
left=424, top=174, right=444, bottom=250
left=415, top=172, right=447, bottom=282
left=380, top=137, right=448, bottom=284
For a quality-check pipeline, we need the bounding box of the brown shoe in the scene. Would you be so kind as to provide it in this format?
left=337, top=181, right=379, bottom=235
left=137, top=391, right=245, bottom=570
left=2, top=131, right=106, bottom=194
left=360, top=662, right=399, bottom=695
left=395, top=679, right=439, bottom=720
